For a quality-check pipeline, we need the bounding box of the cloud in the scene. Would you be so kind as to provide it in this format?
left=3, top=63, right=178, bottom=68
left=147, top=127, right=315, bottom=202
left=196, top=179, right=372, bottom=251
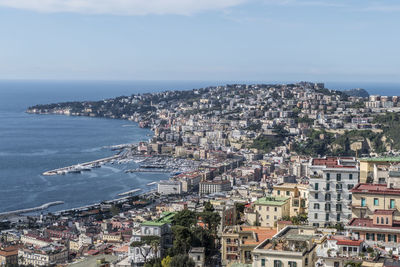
left=0, top=0, right=247, bottom=15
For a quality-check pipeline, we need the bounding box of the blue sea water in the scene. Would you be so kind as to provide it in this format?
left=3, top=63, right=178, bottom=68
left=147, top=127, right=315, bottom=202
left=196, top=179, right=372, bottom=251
left=0, top=80, right=399, bottom=214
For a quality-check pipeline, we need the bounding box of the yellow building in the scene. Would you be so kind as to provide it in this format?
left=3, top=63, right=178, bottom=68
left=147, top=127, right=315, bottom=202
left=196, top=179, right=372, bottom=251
left=351, top=183, right=400, bottom=220
left=272, top=183, right=308, bottom=216
left=359, top=157, right=400, bottom=183
left=245, top=196, right=290, bottom=227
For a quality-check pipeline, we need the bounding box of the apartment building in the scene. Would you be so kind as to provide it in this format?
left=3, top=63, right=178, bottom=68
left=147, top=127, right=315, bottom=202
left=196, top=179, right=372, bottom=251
left=359, top=157, right=400, bottom=183
left=221, top=226, right=276, bottom=266
left=272, top=183, right=307, bottom=217
left=252, top=225, right=319, bottom=267
left=245, top=196, right=290, bottom=227
left=308, top=157, right=359, bottom=227
left=199, top=180, right=231, bottom=195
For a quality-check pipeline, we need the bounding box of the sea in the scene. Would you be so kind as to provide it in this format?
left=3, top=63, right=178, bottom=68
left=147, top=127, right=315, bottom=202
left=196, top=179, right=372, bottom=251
left=0, top=80, right=399, bottom=214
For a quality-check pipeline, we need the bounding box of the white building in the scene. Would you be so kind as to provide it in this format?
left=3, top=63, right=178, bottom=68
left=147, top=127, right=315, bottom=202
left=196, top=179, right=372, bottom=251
left=199, top=180, right=231, bottom=196
left=157, top=180, right=182, bottom=195
left=308, top=157, right=359, bottom=227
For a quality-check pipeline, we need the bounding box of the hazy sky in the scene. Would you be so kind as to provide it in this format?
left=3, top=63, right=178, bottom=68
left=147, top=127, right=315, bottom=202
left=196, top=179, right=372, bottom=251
left=0, top=0, right=399, bottom=82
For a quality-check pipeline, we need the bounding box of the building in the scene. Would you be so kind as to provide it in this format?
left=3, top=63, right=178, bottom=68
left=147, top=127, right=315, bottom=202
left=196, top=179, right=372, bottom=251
left=251, top=225, right=319, bottom=267
left=0, top=246, right=19, bottom=266
left=157, top=180, right=182, bottom=195
left=199, top=180, right=231, bottom=195
left=245, top=196, right=290, bottom=227
left=308, top=157, right=359, bottom=227
left=348, top=182, right=400, bottom=255
left=18, top=245, right=68, bottom=267
left=359, top=157, right=400, bottom=183
left=272, top=183, right=307, bottom=217
left=221, top=226, right=276, bottom=266
left=189, top=247, right=205, bottom=267
left=129, top=212, right=176, bottom=266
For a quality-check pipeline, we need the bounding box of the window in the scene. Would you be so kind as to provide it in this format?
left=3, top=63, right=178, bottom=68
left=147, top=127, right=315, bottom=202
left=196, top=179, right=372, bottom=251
left=314, top=213, right=318, bottom=219
left=266, top=215, right=269, bottom=219
left=267, top=207, right=269, bottom=211
left=326, top=213, right=329, bottom=221
left=197, top=256, right=200, bottom=261
left=374, top=198, right=379, bottom=206
left=336, top=214, right=340, bottom=221
left=381, top=217, right=384, bottom=224
left=277, top=190, right=280, bottom=195
left=336, top=204, right=342, bottom=212
left=326, top=173, right=330, bottom=180
left=377, top=234, right=386, bottom=242
left=314, top=183, right=319, bottom=190
left=336, top=174, right=341, bottom=181
left=325, top=203, right=331, bottom=211
left=348, top=194, right=352, bottom=200
left=348, top=184, right=354, bottom=190
left=349, top=174, right=353, bottom=180
left=315, top=193, right=318, bottom=199
left=390, top=199, right=395, bottom=209
left=337, top=193, right=341, bottom=201
left=274, top=207, right=277, bottom=212
left=274, top=260, right=282, bottom=267
left=325, top=193, right=331, bottom=201
left=286, top=191, right=290, bottom=196
left=289, top=262, right=297, bottom=267
left=361, top=198, right=366, bottom=207
left=314, top=203, right=320, bottom=209
left=326, top=183, right=330, bottom=190
left=386, top=217, right=389, bottom=224
left=261, top=259, right=266, bottom=267
left=376, top=217, right=379, bottom=224
left=334, top=262, right=340, bottom=267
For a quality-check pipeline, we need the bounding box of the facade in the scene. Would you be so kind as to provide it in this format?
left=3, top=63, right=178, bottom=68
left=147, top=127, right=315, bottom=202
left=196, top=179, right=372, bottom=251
left=272, top=183, right=307, bottom=217
left=348, top=182, right=400, bottom=255
left=18, top=245, right=68, bottom=267
left=245, top=196, right=290, bottom=227
left=252, top=226, right=319, bottom=267
left=221, top=226, right=276, bottom=266
left=157, top=180, right=182, bottom=195
left=189, top=247, right=205, bottom=267
left=308, top=157, right=359, bottom=227
left=199, top=180, right=231, bottom=195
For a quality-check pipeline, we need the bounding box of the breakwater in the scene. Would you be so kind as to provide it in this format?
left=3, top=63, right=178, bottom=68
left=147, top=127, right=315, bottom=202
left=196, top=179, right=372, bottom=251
left=42, top=155, right=120, bottom=176
left=0, top=201, right=64, bottom=218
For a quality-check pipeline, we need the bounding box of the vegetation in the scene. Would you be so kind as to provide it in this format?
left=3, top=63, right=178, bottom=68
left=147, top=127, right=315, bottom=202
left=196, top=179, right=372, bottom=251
left=251, top=124, right=288, bottom=152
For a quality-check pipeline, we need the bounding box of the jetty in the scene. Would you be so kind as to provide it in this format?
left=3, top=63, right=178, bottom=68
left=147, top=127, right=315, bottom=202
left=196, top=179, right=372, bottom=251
left=42, top=155, right=120, bottom=176
left=0, top=201, right=64, bottom=218
left=118, top=188, right=142, bottom=196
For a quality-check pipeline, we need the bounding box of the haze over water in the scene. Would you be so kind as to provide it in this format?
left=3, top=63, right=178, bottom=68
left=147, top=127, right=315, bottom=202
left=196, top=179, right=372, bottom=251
left=0, top=80, right=398, bottom=213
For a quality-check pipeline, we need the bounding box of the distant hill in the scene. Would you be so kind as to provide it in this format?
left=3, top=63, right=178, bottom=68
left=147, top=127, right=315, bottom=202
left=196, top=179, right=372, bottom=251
left=342, top=88, right=369, bottom=98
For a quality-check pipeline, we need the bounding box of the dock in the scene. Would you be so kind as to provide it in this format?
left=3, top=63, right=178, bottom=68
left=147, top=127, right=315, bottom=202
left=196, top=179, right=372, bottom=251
left=42, top=155, right=120, bottom=176
left=125, top=168, right=172, bottom=173
left=0, top=201, right=64, bottom=218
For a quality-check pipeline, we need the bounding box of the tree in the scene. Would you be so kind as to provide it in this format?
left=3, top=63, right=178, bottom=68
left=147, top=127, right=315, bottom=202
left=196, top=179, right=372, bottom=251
left=170, top=254, right=195, bottom=267
left=171, top=225, right=192, bottom=254
left=172, top=209, right=197, bottom=228
left=110, top=205, right=120, bottom=216
left=131, top=236, right=161, bottom=263
left=161, top=256, right=172, bottom=267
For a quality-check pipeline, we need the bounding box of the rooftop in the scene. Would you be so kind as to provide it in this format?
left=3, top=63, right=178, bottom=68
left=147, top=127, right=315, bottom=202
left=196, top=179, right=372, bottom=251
left=347, top=218, right=400, bottom=230
left=141, top=211, right=176, bottom=227
left=351, top=183, right=400, bottom=195
left=360, top=157, right=400, bottom=163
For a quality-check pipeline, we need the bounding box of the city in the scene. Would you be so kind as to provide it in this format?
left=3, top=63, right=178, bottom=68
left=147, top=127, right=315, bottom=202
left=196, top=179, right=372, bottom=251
left=1, top=82, right=400, bottom=267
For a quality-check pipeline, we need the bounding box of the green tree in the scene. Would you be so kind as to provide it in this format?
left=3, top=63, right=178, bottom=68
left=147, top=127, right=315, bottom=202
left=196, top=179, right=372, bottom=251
left=161, top=255, right=172, bottom=267
left=170, top=254, right=195, bottom=267
left=172, top=209, right=197, bottom=228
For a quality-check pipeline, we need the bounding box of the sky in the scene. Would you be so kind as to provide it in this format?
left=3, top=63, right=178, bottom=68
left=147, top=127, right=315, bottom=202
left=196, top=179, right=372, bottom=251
left=0, top=0, right=399, bottom=82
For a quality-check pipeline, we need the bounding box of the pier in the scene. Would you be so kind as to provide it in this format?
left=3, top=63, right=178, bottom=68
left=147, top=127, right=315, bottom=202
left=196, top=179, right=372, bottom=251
left=125, top=168, right=172, bottom=173
left=42, top=155, right=120, bottom=176
left=118, top=188, right=142, bottom=196
left=0, top=201, right=64, bottom=218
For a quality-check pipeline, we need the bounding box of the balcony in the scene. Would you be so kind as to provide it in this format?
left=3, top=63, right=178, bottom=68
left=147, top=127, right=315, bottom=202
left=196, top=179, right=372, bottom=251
left=310, top=174, right=323, bottom=179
